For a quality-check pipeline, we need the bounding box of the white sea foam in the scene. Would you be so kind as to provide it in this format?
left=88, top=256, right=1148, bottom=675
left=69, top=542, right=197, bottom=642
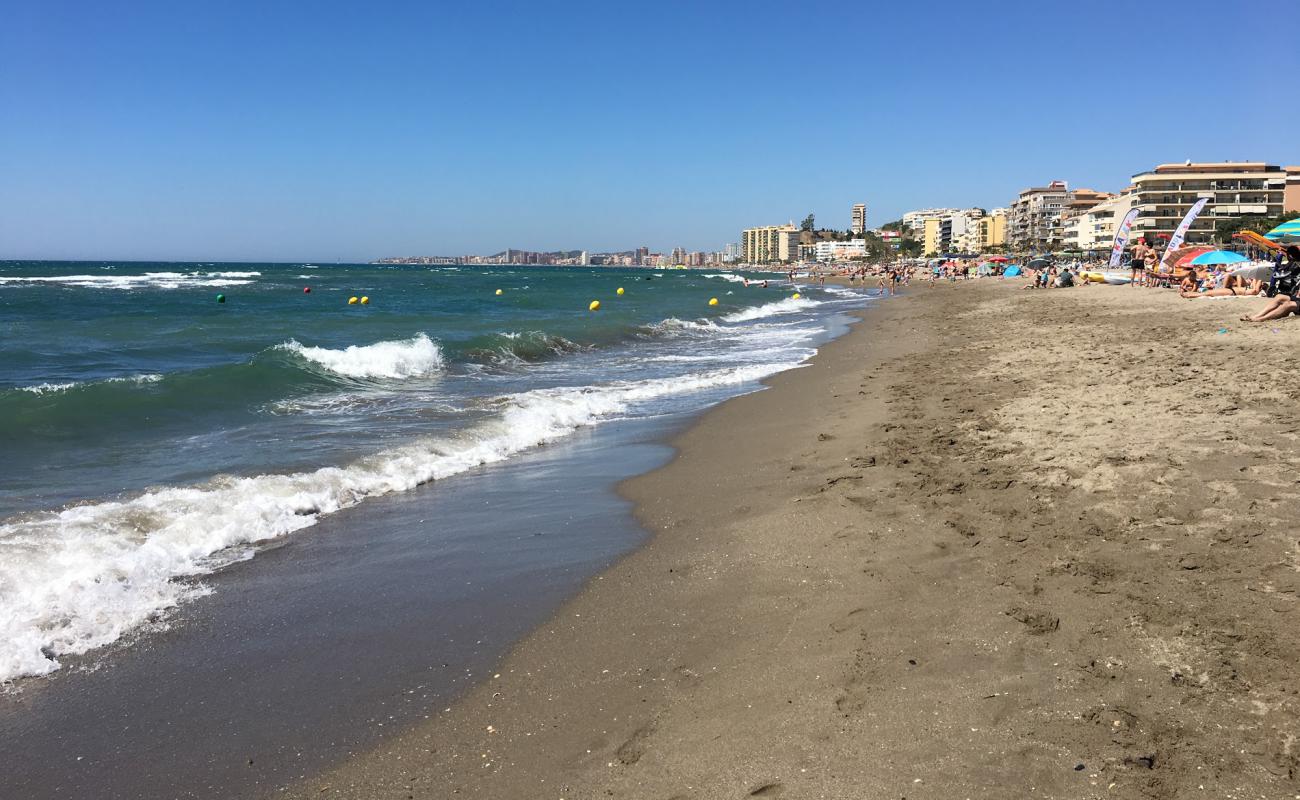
left=722, top=295, right=820, bottom=323
left=0, top=361, right=801, bottom=684
left=17, top=382, right=78, bottom=395
left=16, top=374, right=163, bottom=395
left=277, top=334, right=445, bottom=379
left=0, top=272, right=260, bottom=290
left=703, top=273, right=747, bottom=283
left=641, top=317, right=723, bottom=337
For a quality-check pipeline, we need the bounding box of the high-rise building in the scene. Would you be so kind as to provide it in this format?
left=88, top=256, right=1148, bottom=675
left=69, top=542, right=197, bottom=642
left=741, top=224, right=801, bottom=264
left=671, top=247, right=686, bottom=265
left=1007, top=181, right=1071, bottom=251
left=635, top=246, right=649, bottom=265
left=850, top=203, right=867, bottom=235
left=1128, top=162, right=1290, bottom=246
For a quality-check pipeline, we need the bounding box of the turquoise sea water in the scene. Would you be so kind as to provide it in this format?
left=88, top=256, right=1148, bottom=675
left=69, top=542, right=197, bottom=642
left=0, top=261, right=868, bottom=685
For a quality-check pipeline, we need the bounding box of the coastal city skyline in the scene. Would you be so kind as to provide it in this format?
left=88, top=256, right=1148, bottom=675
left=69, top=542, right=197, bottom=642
left=2, top=0, right=1293, bottom=262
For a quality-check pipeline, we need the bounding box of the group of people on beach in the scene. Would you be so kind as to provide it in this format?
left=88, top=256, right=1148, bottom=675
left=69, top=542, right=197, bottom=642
left=762, top=242, right=1300, bottom=318
left=1023, top=240, right=1300, bottom=322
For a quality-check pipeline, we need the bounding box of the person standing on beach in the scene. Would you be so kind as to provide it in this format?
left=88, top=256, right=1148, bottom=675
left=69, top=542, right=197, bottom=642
left=1130, top=240, right=1150, bottom=286
left=1143, top=247, right=1158, bottom=287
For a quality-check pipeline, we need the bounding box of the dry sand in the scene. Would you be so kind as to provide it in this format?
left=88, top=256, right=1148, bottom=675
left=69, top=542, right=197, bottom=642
left=288, top=281, right=1300, bottom=799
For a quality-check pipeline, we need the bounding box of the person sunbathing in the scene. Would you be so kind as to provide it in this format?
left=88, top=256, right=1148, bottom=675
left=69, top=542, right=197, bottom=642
left=1245, top=246, right=1300, bottom=321
left=1181, top=274, right=1259, bottom=299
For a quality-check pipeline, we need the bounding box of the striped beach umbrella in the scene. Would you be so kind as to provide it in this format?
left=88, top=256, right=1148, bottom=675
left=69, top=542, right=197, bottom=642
left=1265, top=218, right=1300, bottom=243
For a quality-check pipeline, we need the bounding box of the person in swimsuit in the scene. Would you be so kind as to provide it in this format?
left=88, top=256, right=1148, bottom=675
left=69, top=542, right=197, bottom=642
left=1181, top=273, right=1259, bottom=299
left=1143, top=248, right=1158, bottom=286
left=1130, top=241, right=1150, bottom=286
left=1242, top=246, right=1300, bottom=321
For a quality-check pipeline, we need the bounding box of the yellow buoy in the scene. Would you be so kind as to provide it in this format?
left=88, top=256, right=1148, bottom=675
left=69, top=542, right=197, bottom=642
left=616, top=287, right=625, bottom=296
left=792, top=293, right=801, bottom=300
left=589, top=300, right=601, bottom=311
left=708, top=297, right=719, bottom=306
left=360, top=296, right=370, bottom=305
left=348, top=296, right=358, bottom=305
left=495, top=289, right=503, bottom=295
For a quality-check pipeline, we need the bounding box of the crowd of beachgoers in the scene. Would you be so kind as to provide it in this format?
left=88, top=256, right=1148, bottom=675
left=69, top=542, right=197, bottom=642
left=796, top=241, right=1300, bottom=321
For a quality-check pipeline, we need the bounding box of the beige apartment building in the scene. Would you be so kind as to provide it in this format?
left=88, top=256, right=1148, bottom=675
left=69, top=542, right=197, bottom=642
left=741, top=224, right=801, bottom=264
left=1128, top=162, right=1290, bottom=245
left=1058, top=189, right=1115, bottom=250
left=1007, top=181, right=1071, bottom=251
left=1062, top=192, right=1135, bottom=252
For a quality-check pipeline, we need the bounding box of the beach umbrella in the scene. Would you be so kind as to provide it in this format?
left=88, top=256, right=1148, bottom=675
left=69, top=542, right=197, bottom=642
left=1167, top=245, right=1213, bottom=268
left=988, top=256, right=1010, bottom=263
left=1265, top=218, right=1300, bottom=243
left=1189, top=250, right=1248, bottom=266
left=1026, top=258, right=1052, bottom=269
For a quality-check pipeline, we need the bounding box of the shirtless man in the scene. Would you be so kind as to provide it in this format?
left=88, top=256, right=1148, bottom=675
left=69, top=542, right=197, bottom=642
left=1130, top=241, right=1151, bottom=287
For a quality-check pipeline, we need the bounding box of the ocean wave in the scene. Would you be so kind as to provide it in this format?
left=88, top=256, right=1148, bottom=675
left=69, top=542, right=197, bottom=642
left=0, top=272, right=259, bottom=290
left=465, top=331, right=585, bottom=366
left=15, top=374, right=164, bottom=395
left=702, top=272, right=747, bottom=283
left=637, top=317, right=722, bottom=337
left=0, top=361, right=802, bottom=684
left=276, top=334, right=445, bottom=379
left=722, top=296, right=819, bottom=323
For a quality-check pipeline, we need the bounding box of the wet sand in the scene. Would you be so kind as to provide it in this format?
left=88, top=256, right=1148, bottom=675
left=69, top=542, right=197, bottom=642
left=290, top=281, right=1300, bottom=799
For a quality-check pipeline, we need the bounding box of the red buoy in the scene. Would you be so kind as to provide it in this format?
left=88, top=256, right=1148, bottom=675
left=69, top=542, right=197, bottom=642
left=303, top=287, right=311, bottom=293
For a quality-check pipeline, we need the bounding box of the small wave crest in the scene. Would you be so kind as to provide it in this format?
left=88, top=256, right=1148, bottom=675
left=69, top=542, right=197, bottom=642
left=722, top=296, right=819, bottom=323
left=277, top=334, right=445, bottom=380
left=466, top=331, right=585, bottom=365
left=636, top=317, right=722, bottom=338
left=702, top=272, right=747, bottom=283
left=14, top=374, right=164, bottom=396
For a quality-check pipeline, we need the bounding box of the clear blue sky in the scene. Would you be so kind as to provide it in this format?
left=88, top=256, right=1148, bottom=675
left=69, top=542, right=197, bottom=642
left=1, top=0, right=1295, bottom=262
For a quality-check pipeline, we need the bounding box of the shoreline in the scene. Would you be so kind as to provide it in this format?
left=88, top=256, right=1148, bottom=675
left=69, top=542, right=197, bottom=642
left=290, top=280, right=1300, bottom=798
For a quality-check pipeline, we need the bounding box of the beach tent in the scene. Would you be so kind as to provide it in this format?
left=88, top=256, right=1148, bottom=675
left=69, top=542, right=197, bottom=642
left=1189, top=250, right=1248, bottom=266
left=1003, top=265, right=1022, bottom=277
left=1265, top=219, right=1300, bottom=243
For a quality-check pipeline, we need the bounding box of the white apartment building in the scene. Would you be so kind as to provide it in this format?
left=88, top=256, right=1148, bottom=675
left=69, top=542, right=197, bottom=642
left=901, top=208, right=961, bottom=236
left=814, top=239, right=866, bottom=262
